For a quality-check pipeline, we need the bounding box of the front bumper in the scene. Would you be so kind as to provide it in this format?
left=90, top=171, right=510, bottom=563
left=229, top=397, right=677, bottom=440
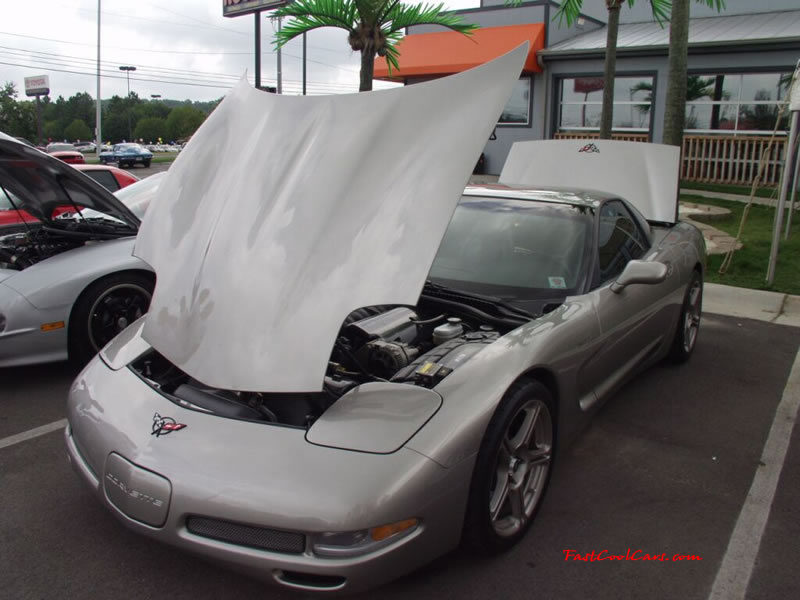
left=66, top=358, right=473, bottom=593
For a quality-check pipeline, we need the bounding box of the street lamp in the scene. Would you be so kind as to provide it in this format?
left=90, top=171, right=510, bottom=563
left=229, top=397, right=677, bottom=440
left=150, top=94, right=161, bottom=99
left=119, top=65, right=136, bottom=140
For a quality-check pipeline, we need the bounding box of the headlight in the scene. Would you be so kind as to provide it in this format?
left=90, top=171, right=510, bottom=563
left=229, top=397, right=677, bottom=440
left=311, top=518, right=419, bottom=558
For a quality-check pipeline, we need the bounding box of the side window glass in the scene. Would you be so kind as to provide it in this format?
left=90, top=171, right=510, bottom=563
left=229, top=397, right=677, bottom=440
left=597, top=200, right=648, bottom=283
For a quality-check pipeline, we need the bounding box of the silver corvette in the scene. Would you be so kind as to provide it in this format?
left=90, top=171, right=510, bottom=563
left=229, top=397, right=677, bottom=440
left=0, top=134, right=162, bottom=367
left=66, top=48, right=705, bottom=594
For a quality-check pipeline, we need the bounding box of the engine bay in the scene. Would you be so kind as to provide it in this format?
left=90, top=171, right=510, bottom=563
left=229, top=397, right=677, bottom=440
left=0, top=228, right=84, bottom=271
left=129, top=298, right=527, bottom=429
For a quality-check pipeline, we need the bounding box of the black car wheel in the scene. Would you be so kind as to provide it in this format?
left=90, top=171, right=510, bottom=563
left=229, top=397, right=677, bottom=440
left=463, top=379, right=555, bottom=554
left=69, top=272, right=154, bottom=365
left=668, top=269, right=703, bottom=363
left=143, top=159, right=151, bottom=168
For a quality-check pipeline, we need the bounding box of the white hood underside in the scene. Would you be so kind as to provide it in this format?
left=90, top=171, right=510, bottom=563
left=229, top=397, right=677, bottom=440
left=500, top=139, right=681, bottom=223
left=134, top=44, right=528, bottom=392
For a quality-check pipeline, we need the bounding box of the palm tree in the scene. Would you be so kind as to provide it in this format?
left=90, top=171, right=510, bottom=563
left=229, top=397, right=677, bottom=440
left=662, top=0, right=725, bottom=146
left=553, top=1, right=671, bottom=139
left=272, top=0, right=478, bottom=92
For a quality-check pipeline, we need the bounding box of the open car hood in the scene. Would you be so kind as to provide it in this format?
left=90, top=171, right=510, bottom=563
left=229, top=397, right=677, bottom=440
left=499, top=139, right=681, bottom=223
left=0, top=132, right=140, bottom=229
left=134, top=44, right=528, bottom=392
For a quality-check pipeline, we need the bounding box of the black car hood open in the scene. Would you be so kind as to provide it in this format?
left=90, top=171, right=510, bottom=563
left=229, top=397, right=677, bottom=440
left=0, top=132, right=140, bottom=230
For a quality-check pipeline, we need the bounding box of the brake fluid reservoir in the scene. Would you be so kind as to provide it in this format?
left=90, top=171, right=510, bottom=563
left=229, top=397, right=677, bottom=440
left=433, top=318, right=464, bottom=345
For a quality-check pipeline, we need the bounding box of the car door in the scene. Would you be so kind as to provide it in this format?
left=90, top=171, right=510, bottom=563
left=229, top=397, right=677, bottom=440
left=580, top=199, right=669, bottom=408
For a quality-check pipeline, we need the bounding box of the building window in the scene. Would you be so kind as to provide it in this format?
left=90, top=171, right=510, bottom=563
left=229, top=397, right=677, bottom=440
left=499, top=78, right=531, bottom=125
left=684, top=72, right=792, bottom=135
left=558, top=76, right=653, bottom=133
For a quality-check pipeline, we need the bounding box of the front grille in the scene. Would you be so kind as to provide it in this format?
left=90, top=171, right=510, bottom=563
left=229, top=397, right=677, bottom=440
left=186, top=516, right=305, bottom=554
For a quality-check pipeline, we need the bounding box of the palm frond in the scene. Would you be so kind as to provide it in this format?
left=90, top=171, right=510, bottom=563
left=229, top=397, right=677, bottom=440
left=642, top=0, right=672, bottom=27
left=272, top=0, right=359, bottom=47
left=552, top=0, right=584, bottom=27
left=381, top=30, right=405, bottom=75
left=384, top=3, right=478, bottom=35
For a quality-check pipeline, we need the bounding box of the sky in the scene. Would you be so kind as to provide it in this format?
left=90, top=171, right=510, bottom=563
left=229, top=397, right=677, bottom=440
left=1, top=0, right=481, bottom=103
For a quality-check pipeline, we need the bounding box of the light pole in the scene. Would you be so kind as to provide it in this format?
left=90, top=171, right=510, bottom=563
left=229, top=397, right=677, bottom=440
left=119, top=65, right=136, bottom=141
left=150, top=94, right=161, bottom=99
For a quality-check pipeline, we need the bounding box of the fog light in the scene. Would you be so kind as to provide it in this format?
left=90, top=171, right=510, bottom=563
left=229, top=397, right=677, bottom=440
left=311, top=518, right=419, bottom=558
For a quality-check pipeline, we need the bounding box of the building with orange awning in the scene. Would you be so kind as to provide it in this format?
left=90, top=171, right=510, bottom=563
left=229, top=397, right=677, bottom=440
left=367, top=1, right=799, bottom=179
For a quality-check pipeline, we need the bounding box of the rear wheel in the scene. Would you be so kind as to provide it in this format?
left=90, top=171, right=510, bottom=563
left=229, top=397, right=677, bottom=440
left=463, top=379, right=555, bottom=554
left=668, top=270, right=703, bottom=363
left=69, top=272, right=153, bottom=365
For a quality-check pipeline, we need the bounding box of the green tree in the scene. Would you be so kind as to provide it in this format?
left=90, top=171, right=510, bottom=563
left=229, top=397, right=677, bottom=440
left=553, top=1, right=670, bottom=139
left=273, top=0, right=477, bottom=92
left=0, top=82, right=38, bottom=141
left=135, top=117, right=167, bottom=143
left=64, top=118, right=92, bottom=142
left=166, top=106, right=205, bottom=141
left=662, top=0, right=725, bottom=146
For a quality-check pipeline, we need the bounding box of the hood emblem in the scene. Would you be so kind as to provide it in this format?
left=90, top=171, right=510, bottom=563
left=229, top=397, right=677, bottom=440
left=151, top=413, right=186, bottom=437
left=579, top=143, right=600, bottom=153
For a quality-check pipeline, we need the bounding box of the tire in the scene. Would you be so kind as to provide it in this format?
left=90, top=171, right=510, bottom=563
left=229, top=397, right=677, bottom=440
left=463, top=379, right=555, bottom=554
left=143, top=160, right=151, bottom=168
left=667, top=270, right=703, bottom=363
left=69, top=272, right=154, bottom=365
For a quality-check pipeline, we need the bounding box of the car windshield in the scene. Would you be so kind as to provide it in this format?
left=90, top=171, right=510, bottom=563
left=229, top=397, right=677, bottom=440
left=428, top=196, right=593, bottom=300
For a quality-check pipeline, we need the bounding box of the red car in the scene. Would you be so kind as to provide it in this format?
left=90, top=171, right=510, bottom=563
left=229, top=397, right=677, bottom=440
left=74, top=164, right=139, bottom=192
left=47, top=143, right=86, bottom=165
left=50, top=150, right=86, bottom=165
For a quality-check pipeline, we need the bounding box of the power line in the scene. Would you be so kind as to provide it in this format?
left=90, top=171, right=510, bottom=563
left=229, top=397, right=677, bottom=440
left=0, top=31, right=251, bottom=55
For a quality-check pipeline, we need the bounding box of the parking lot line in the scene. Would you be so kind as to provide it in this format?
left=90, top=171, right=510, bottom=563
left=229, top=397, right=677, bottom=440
left=709, top=348, right=800, bottom=600
left=0, top=419, right=67, bottom=451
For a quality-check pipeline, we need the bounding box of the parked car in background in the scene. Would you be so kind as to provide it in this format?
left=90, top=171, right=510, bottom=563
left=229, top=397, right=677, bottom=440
left=50, top=150, right=86, bottom=165
left=74, top=164, right=139, bottom=192
left=0, top=133, right=160, bottom=367
left=100, top=143, right=153, bottom=168
left=74, top=141, right=97, bottom=153
left=46, top=142, right=76, bottom=153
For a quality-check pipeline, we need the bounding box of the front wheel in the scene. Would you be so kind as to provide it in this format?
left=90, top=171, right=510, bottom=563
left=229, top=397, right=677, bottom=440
left=69, top=272, right=154, bottom=365
left=143, top=159, right=151, bottom=168
left=463, top=379, right=555, bottom=554
left=668, top=270, right=703, bottom=363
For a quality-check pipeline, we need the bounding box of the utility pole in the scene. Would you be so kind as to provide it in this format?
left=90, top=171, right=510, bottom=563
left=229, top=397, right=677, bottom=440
left=119, top=65, right=136, bottom=141
left=96, top=0, right=102, bottom=157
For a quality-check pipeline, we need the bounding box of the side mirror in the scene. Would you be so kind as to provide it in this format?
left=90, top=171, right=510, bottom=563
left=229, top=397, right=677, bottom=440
left=610, top=260, right=668, bottom=293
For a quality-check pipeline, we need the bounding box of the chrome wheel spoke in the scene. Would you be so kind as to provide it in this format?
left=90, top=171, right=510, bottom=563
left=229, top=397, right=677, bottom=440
left=508, top=403, right=540, bottom=453
left=489, top=469, right=510, bottom=521
left=520, top=445, right=551, bottom=467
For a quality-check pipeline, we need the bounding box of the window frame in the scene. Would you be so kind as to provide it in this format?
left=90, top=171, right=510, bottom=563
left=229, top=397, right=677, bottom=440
left=497, top=76, right=533, bottom=128
left=554, top=71, right=657, bottom=137
left=683, top=68, right=793, bottom=136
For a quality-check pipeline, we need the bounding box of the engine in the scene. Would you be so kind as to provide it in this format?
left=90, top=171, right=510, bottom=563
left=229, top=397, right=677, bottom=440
left=130, top=304, right=505, bottom=429
left=0, top=230, right=84, bottom=271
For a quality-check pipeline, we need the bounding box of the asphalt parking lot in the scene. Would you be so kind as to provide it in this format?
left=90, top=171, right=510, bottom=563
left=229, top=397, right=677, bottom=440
left=2, top=313, right=798, bottom=600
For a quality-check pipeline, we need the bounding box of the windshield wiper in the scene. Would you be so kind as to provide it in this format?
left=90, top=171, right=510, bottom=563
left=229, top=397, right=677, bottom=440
left=422, top=280, right=534, bottom=320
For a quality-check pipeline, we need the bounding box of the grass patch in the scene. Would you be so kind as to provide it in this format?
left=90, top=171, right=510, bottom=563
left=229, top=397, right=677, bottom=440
left=681, top=180, right=799, bottom=204
left=680, top=194, right=800, bottom=295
